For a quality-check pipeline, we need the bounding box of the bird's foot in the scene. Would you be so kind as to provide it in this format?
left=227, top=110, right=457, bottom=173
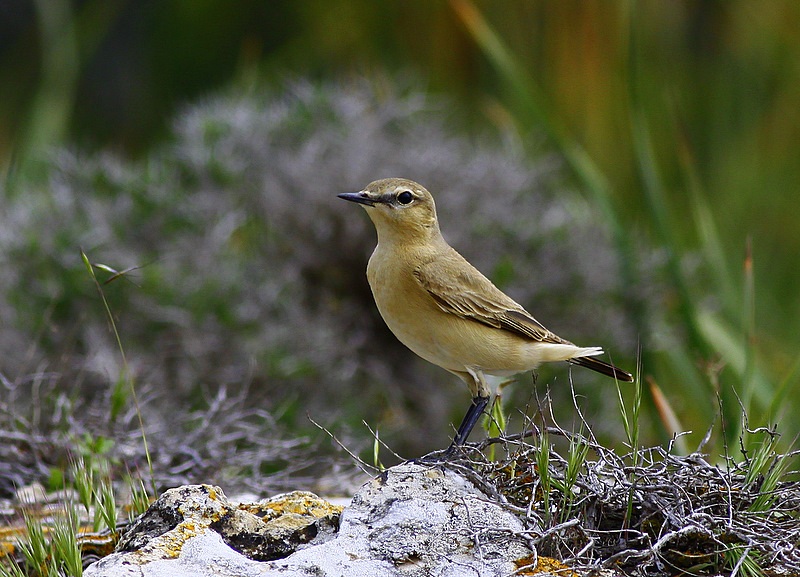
left=407, top=441, right=479, bottom=465
left=406, top=449, right=450, bottom=465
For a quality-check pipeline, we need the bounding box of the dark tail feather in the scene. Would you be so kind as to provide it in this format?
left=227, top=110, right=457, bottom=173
left=570, top=356, right=634, bottom=382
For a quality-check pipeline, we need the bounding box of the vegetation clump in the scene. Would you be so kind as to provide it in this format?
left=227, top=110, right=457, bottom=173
left=445, top=422, right=799, bottom=577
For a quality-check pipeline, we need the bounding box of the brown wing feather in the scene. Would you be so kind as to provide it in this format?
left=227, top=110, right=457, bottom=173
left=414, top=248, right=634, bottom=382
left=413, top=249, right=564, bottom=344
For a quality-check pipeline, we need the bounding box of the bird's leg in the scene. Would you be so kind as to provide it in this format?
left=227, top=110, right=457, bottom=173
left=445, top=395, right=490, bottom=454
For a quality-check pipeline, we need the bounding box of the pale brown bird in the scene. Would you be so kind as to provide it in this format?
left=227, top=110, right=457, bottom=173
left=339, top=178, right=633, bottom=450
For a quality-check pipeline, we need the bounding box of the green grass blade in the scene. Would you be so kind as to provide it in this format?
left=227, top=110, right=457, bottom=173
left=80, top=248, right=156, bottom=494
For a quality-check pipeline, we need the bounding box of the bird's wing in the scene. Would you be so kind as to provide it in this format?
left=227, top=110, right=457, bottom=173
left=413, top=249, right=566, bottom=344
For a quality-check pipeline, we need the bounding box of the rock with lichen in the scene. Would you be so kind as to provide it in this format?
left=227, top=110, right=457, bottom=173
left=85, top=463, right=541, bottom=577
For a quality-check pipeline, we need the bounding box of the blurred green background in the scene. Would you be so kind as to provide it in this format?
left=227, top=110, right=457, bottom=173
left=2, top=0, right=799, bottom=466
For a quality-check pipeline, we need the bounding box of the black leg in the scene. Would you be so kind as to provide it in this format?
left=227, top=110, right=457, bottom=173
left=445, top=395, right=490, bottom=454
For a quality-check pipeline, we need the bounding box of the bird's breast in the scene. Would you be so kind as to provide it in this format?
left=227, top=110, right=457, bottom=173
left=367, top=246, right=455, bottom=365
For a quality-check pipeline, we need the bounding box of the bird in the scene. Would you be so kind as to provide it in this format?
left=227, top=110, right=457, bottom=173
left=338, top=178, right=633, bottom=452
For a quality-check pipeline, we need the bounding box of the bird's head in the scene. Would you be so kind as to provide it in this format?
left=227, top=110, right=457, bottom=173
left=338, top=178, right=440, bottom=243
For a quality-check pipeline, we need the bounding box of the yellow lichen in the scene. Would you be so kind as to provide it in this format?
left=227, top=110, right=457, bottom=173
left=514, top=555, right=578, bottom=576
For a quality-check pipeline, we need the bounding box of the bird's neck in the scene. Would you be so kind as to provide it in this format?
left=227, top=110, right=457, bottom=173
left=375, top=220, right=444, bottom=251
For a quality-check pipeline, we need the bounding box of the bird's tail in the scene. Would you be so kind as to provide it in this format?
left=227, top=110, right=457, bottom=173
left=570, top=355, right=634, bottom=382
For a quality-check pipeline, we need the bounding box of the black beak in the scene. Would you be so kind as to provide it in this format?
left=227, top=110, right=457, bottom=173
left=337, top=191, right=376, bottom=207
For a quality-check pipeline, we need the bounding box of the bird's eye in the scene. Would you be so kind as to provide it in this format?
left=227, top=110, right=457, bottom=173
left=397, top=191, right=414, bottom=205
